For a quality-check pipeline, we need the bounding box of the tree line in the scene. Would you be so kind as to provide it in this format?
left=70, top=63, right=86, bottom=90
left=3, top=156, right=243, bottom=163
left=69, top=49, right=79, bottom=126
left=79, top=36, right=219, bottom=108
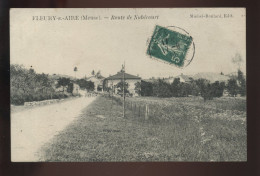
left=10, top=64, right=95, bottom=105
left=134, top=70, right=246, bottom=101
left=10, top=64, right=65, bottom=105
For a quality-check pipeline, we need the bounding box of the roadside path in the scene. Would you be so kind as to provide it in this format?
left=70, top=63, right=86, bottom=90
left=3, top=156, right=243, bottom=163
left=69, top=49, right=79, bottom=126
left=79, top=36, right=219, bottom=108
left=11, top=96, right=96, bottom=161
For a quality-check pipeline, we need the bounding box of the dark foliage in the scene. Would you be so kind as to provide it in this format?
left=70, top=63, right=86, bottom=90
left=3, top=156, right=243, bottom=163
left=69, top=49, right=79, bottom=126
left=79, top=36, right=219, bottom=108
left=67, top=82, right=74, bottom=93
left=56, top=77, right=71, bottom=92
left=137, top=77, right=226, bottom=101
left=211, top=81, right=225, bottom=97
left=226, top=78, right=239, bottom=97
left=152, top=79, right=171, bottom=97
left=116, top=81, right=129, bottom=95
left=237, top=69, right=246, bottom=96
left=135, top=81, right=153, bottom=96
left=10, top=64, right=68, bottom=105
left=76, top=79, right=94, bottom=91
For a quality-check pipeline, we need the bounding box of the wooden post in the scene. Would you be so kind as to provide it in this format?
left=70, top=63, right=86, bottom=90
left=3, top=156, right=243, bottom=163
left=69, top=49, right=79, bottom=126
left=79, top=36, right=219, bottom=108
left=145, top=104, right=149, bottom=120
left=138, top=105, right=140, bottom=117
left=123, top=62, right=125, bottom=118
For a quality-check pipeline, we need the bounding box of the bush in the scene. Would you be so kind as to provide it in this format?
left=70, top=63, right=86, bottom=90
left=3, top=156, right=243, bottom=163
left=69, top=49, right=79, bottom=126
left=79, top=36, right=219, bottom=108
left=10, top=64, right=71, bottom=105
left=226, top=79, right=239, bottom=97
left=152, top=79, right=171, bottom=97
left=135, top=81, right=153, bottom=96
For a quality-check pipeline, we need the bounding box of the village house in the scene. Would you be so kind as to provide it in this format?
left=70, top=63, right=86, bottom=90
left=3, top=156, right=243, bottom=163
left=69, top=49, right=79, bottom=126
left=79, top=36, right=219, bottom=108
left=165, top=73, right=193, bottom=84
left=86, top=76, right=105, bottom=92
left=104, top=71, right=141, bottom=96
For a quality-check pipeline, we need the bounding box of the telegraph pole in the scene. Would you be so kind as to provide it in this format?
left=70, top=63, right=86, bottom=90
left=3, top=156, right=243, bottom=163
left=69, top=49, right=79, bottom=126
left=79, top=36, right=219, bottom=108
left=123, top=61, right=125, bottom=118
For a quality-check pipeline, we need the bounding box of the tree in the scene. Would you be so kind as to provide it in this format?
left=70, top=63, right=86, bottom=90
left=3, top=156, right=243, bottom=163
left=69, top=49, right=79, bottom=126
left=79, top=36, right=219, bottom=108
left=74, top=67, right=78, bottom=79
left=237, top=69, right=246, bottom=96
left=140, top=81, right=153, bottom=96
left=211, top=81, right=225, bottom=97
left=134, top=82, right=141, bottom=96
left=195, top=79, right=213, bottom=101
left=178, top=82, right=190, bottom=97
left=189, top=81, right=200, bottom=96
left=171, top=78, right=181, bottom=97
left=232, top=53, right=243, bottom=69
left=76, top=79, right=94, bottom=91
left=226, top=78, right=239, bottom=97
left=116, top=81, right=129, bottom=95
left=96, top=70, right=102, bottom=78
left=91, top=70, right=95, bottom=76
left=86, top=81, right=95, bottom=91
left=152, top=79, right=171, bottom=97
left=35, top=73, right=52, bottom=94
left=56, top=77, right=71, bottom=92
left=10, top=64, right=63, bottom=105
left=76, top=79, right=88, bottom=89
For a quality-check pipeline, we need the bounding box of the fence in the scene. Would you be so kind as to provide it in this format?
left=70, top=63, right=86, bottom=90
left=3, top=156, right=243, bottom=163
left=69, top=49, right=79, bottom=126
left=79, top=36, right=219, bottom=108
left=103, top=94, right=153, bottom=121
left=103, top=94, right=196, bottom=122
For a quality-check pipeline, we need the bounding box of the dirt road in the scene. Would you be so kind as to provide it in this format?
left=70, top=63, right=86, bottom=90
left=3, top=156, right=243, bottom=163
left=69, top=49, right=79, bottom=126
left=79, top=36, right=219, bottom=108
left=11, top=96, right=96, bottom=162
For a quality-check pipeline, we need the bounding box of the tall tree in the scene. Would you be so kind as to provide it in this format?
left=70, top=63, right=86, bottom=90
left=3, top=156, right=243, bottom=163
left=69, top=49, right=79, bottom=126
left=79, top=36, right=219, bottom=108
left=171, top=78, right=181, bottom=97
left=195, top=79, right=213, bottom=101
left=237, top=69, right=246, bottom=96
left=134, top=82, right=141, bottom=96
left=226, top=78, right=239, bottom=97
left=91, top=70, right=95, bottom=76
left=74, top=67, right=78, bottom=79
left=96, top=70, right=102, bottom=78
left=232, top=53, right=243, bottom=69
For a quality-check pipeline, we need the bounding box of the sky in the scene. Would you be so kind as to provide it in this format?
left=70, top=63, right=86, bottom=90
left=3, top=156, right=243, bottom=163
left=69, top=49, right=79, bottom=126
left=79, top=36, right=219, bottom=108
left=10, top=8, right=246, bottom=79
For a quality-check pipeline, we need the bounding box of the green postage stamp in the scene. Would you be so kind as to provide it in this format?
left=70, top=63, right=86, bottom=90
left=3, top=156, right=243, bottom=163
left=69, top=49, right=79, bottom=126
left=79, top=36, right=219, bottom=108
left=147, top=25, right=193, bottom=67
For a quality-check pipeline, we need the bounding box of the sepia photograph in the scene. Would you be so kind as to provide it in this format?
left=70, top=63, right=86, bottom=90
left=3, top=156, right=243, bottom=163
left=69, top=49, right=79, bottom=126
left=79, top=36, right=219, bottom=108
left=10, top=8, right=246, bottom=162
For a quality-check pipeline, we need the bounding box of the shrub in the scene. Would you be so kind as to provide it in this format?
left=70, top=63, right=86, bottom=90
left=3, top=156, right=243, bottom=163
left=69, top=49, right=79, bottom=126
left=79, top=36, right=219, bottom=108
left=226, top=79, right=239, bottom=97
left=152, top=79, right=171, bottom=97
left=135, top=81, right=153, bottom=96
left=10, top=64, right=71, bottom=105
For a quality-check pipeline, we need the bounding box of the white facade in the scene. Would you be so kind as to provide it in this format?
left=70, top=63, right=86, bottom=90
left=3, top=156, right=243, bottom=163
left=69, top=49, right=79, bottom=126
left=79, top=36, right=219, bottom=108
left=86, top=76, right=104, bottom=92
left=106, top=79, right=141, bottom=96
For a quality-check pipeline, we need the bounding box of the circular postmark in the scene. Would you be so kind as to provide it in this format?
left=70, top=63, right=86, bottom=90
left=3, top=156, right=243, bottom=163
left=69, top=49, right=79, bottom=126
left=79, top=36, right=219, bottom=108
left=147, top=25, right=195, bottom=68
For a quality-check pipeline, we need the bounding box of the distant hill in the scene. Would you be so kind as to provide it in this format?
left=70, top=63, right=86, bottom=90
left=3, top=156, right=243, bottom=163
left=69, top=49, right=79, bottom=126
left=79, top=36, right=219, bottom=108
left=191, top=72, right=230, bottom=83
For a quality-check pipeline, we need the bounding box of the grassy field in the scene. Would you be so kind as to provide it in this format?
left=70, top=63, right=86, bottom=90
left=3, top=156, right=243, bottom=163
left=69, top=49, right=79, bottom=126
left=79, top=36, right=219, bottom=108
left=38, top=95, right=246, bottom=161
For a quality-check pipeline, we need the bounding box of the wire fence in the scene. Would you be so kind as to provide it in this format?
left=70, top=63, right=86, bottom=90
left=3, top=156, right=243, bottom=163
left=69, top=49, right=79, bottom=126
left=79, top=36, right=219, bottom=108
left=102, top=94, right=171, bottom=121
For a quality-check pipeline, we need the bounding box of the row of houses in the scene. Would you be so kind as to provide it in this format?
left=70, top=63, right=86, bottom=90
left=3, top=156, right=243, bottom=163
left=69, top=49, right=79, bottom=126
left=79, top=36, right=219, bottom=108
left=52, top=67, right=232, bottom=96
left=84, top=71, right=231, bottom=97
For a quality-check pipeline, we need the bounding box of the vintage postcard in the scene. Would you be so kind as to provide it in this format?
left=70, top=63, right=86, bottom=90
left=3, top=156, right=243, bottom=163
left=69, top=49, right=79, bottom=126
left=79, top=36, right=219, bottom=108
left=10, top=8, right=246, bottom=162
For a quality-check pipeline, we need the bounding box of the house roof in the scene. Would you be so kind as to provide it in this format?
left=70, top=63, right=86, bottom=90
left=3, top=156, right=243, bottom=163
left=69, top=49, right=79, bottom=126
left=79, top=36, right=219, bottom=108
left=106, top=72, right=141, bottom=80
left=86, top=76, right=105, bottom=81
left=164, top=74, right=192, bottom=82
left=178, top=75, right=192, bottom=82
